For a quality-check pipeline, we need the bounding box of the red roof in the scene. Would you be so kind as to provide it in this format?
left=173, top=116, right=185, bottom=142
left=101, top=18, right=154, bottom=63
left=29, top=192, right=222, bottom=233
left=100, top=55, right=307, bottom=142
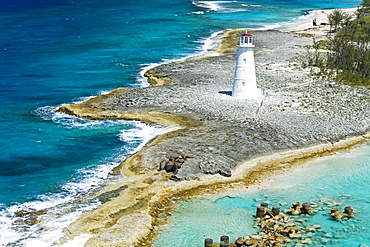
left=241, top=33, right=253, bottom=36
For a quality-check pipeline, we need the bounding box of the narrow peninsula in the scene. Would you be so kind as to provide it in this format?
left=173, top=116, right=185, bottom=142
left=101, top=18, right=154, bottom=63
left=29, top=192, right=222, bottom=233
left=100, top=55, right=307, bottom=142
left=57, top=14, right=369, bottom=247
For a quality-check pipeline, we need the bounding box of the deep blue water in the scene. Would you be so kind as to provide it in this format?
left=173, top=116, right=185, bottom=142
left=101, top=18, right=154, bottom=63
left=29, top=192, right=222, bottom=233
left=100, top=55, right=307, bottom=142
left=0, top=0, right=362, bottom=246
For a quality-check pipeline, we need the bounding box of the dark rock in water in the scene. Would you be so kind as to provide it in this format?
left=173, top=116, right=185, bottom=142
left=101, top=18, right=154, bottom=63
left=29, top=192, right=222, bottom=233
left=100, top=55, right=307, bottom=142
left=14, top=209, right=47, bottom=218
left=13, top=210, right=29, bottom=218
left=13, top=208, right=47, bottom=226
left=235, top=237, right=245, bottom=247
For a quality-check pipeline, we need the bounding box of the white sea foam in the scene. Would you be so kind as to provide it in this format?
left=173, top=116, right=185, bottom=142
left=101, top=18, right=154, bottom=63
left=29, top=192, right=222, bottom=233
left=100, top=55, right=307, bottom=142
left=139, top=30, right=223, bottom=86
left=260, top=22, right=283, bottom=30
left=192, top=1, right=224, bottom=11
left=0, top=110, right=179, bottom=246
left=277, top=12, right=312, bottom=30
left=241, top=4, right=263, bottom=7
left=119, top=122, right=181, bottom=153
left=195, top=30, right=224, bottom=56
left=231, top=9, right=311, bottom=31
left=35, top=105, right=127, bottom=129
left=192, top=1, right=247, bottom=13
left=71, top=90, right=111, bottom=104
left=0, top=185, right=100, bottom=246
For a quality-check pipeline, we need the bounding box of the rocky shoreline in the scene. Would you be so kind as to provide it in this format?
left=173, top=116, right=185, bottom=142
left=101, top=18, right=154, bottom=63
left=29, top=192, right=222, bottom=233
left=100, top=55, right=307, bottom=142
left=59, top=30, right=369, bottom=181
left=57, top=28, right=369, bottom=246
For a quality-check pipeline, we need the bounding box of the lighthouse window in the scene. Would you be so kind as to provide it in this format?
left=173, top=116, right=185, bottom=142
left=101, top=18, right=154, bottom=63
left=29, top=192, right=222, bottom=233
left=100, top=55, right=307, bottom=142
left=249, top=37, right=253, bottom=43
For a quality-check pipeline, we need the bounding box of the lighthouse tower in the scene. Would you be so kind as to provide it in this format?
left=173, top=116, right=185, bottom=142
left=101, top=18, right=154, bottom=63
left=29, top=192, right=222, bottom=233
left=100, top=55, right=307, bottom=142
left=231, top=31, right=262, bottom=99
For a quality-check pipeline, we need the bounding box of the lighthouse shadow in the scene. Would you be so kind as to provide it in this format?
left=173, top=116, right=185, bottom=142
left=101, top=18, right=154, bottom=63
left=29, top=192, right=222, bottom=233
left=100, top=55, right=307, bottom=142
left=218, top=90, right=232, bottom=96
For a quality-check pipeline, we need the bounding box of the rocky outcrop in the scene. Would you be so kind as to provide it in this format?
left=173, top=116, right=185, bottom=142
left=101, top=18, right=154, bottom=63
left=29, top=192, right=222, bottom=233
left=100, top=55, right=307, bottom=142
left=158, top=154, right=194, bottom=173
left=206, top=201, right=358, bottom=247
left=330, top=206, right=355, bottom=220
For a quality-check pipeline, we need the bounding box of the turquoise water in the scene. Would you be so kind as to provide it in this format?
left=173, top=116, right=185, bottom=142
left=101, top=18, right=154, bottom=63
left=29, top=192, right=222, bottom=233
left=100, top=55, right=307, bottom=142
left=154, top=144, right=370, bottom=246
left=0, top=0, right=363, bottom=246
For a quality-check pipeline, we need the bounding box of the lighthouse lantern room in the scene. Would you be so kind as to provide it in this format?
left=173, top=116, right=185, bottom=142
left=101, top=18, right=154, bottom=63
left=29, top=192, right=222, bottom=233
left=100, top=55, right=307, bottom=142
left=231, top=31, right=262, bottom=99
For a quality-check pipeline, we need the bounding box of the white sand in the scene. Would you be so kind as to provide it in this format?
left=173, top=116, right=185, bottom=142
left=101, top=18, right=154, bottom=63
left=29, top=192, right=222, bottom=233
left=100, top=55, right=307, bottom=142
left=282, top=8, right=358, bottom=35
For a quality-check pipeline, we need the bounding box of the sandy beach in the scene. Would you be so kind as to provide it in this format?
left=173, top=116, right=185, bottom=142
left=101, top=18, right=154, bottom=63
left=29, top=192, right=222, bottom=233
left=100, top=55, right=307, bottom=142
left=56, top=8, right=369, bottom=246
left=282, top=8, right=356, bottom=32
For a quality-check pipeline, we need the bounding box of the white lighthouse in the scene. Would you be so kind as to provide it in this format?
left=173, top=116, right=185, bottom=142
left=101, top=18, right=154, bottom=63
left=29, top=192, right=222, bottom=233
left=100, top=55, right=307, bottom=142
left=231, top=31, right=262, bottom=99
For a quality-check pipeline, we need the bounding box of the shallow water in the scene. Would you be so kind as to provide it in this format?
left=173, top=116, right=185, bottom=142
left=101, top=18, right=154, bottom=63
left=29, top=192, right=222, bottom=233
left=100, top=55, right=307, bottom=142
left=154, top=143, right=370, bottom=246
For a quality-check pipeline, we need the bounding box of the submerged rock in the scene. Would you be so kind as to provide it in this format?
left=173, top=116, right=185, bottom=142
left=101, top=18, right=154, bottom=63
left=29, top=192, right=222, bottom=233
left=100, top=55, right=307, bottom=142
left=13, top=208, right=47, bottom=226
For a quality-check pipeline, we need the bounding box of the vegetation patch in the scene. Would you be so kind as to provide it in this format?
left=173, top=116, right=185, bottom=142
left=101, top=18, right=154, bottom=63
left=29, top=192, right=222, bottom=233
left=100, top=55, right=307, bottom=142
left=295, top=1, right=370, bottom=87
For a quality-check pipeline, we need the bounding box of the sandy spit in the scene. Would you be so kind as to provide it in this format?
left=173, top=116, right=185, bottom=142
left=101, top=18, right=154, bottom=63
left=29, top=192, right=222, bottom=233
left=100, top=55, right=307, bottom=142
left=56, top=8, right=369, bottom=247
